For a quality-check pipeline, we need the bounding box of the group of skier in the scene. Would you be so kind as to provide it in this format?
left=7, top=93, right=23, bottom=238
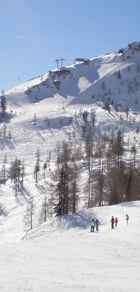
left=110, top=214, right=129, bottom=229
left=90, top=218, right=100, bottom=232
left=90, top=214, right=129, bottom=232
left=110, top=216, right=118, bottom=229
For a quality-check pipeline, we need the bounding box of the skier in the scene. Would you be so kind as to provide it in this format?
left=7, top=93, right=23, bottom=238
left=95, top=218, right=100, bottom=231
left=115, top=217, right=118, bottom=227
left=110, top=216, right=114, bottom=229
left=126, top=214, right=129, bottom=225
left=91, top=218, right=95, bottom=232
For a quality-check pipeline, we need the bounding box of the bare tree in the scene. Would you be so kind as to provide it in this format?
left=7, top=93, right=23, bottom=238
left=21, top=160, right=25, bottom=187
left=90, top=109, right=96, bottom=126
left=34, top=148, right=40, bottom=184
left=39, top=195, right=47, bottom=223
left=24, top=196, right=34, bottom=231
left=84, top=132, right=94, bottom=208
left=111, top=130, right=124, bottom=172
left=3, top=154, right=7, bottom=185
left=3, top=123, right=6, bottom=135
left=69, top=154, right=79, bottom=213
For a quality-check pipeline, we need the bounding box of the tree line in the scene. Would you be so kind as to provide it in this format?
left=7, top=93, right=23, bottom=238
left=0, top=107, right=140, bottom=231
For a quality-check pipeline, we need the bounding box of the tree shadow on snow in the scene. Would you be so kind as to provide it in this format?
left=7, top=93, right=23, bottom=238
left=56, top=211, right=96, bottom=232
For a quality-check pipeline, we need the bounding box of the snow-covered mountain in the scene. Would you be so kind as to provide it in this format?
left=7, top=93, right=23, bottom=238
left=0, top=40, right=140, bottom=220
left=0, top=41, right=140, bottom=292
left=2, top=42, right=140, bottom=162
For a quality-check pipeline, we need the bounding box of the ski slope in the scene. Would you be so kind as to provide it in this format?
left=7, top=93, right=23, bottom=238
left=0, top=201, right=140, bottom=292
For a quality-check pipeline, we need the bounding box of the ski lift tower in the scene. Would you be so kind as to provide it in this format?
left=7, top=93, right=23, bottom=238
left=54, top=59, right=59, bottom=68
left=60, top=58, right=65, bottom=68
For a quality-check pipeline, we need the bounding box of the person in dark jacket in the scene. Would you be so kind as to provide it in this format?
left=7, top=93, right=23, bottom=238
left=91, top=218, right=95, bottom=232
left=110, top=216, right=114, bottom=229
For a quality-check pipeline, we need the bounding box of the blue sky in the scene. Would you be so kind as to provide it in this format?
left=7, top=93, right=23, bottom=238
left=1, top=0, right=140, bottom=92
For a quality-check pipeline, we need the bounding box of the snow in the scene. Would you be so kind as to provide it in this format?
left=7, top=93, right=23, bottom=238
left=0, top=42, right=140, bottom=291
left=0, top=202, right=140, bottom=292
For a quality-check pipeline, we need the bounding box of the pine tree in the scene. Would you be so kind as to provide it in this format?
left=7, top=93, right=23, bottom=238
left=43, top=162, right=47, bottom=181
left=9, top=158, right=22, bottom=195
left=1, top=90, right=7, bottom=118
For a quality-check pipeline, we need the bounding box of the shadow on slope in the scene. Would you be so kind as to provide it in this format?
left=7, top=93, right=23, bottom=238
left=0, top=135, right=15, bottom=151
left=37, top=116, right=73, bottom=130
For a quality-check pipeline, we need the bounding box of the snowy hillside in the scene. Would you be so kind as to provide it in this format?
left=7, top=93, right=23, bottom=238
left=0, top=41, right=140, bottom=234
left=0, top=41, right=140, bottom=291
